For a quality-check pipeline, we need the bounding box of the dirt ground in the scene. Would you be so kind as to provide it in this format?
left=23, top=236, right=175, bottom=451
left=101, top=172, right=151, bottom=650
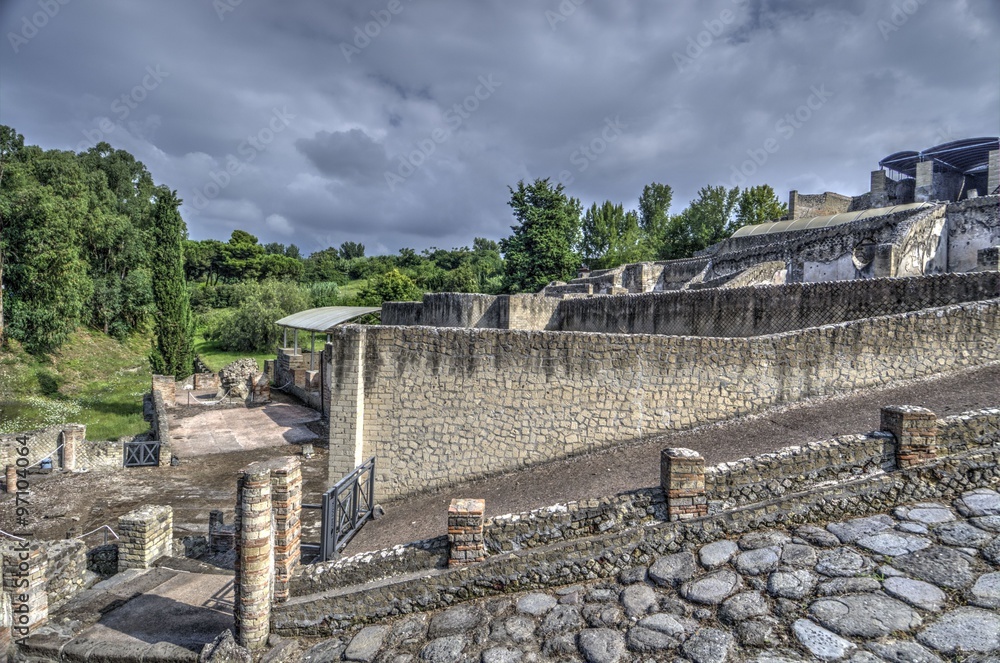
left=2, top=365, right=998, bottom=557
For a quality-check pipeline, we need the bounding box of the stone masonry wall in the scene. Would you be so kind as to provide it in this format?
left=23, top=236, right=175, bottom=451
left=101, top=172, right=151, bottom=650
left=41, top=539, right=88, bottom=612
left=274, top=441, right=1000, bottom=636
left=556, top=272, right=1000, bottom=336
left=328, top=298, right=1000, bottom=501
left=117, top=505, right=172, bottom=571
left=947, top=195, right=1000, bottom=273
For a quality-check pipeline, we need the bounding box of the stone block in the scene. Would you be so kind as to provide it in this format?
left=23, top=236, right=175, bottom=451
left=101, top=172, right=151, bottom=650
left=661, top=448, right=708, bottom=521
left=881, top=405, right=939, bottom=469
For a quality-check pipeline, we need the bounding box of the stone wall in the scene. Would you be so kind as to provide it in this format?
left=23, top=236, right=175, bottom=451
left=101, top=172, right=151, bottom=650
left=947, top=196, right=1000, bottom=273
left=381, top=294, right=561, bottom=331
left=329, top=297, right=1000, bottom=501
left=274, top=438, right=1000, bottom=636
left=41, top=539, right=88, bottom=612
left=1, top=426, right=67, bottom=470
left=117, top=505, right=172, bottom=571
left=556, top=272, right=1000, bottom=336
left=788, top=191, right=853, bottom=219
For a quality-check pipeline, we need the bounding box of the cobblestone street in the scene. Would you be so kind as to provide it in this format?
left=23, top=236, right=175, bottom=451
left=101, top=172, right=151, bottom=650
left=292, top=488, right=1000, bottom=662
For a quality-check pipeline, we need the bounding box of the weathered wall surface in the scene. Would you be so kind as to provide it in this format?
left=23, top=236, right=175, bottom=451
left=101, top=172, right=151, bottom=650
left=328, top=298, right=1000, bottom=500
left=42, top=539, right=89, bottom=611
left=277, top=440, right=1000, bottom=635
left=381, top=294, right=561, bottom=331
left=0, top=426, right=66, bottom=469
left=788, top=191, right=853, bottom=219
left=557, top=272, right=1000, bottom=336
left=947, top=196, right=1000, bottom=273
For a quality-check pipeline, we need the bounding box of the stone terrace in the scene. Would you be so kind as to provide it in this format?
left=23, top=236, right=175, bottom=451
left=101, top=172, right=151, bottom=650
left=289, top=489, right=1000, bottom=662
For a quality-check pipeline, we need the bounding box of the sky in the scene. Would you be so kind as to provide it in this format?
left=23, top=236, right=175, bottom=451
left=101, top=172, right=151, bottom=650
left=1, top=0, right=997, bottom=256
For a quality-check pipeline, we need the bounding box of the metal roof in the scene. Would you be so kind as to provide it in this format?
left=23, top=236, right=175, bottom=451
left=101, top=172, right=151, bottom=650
left=731, top=202, right=933, bottom=238
left=275, top=306, right=381, bottom=332
left=879, top=137, right=999, bottom=177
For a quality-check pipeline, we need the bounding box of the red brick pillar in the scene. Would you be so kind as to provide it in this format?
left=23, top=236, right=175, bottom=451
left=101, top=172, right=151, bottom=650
left=882, top=405, right=939, bottom=468
left=268, top=457, right=301, bottom=603
left=2, top=542, right=48, bottom=638
left=448, top=499, right=486, bottom=567
left=234, top=464, right=272, bottom=650
left=60, top=424, right=85, bottom=472
left=661, top=448, right=708, bottom=521
left=4, top=466, right=15, bottom=494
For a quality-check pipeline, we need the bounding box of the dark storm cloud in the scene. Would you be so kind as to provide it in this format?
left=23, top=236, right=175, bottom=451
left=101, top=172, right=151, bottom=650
left=1, top=0, right=997, bottom=254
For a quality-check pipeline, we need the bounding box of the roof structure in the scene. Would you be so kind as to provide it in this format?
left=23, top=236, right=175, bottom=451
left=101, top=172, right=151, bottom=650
left=275, top=306, right=381, bottom=333
left=879, top=137, right=999, bottom=177
left=731, top=202, right=933, bottom=238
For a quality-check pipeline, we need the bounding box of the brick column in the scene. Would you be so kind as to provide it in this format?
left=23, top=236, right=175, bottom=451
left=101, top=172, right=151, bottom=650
left=661, top=448, right=708, bottom=521
left=4, top=466, right=15, bottom=494
left=882, top=406, right=939, bottom=469
left=151, top=374, right=176, bottom=405
left=117, top=505, right=173, bottom=571
left=60, top=424, right=85, bottom=472
left=448, top=499, right=486, bottom=567
left=268, top=457, right=301, bottom=603
left=234, top=464, right=272, bottom=650
left=2, top=542, right=48, bottom=638
left=328, top=327, right=367, bottom=482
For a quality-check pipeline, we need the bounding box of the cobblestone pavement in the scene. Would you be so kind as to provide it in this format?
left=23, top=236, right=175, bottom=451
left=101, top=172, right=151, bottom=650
left=289, top=488, right=1000, bottom=663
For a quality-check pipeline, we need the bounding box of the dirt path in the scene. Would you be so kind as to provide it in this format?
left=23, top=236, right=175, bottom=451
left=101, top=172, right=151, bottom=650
left=344, top=363, right=1000, bottom=554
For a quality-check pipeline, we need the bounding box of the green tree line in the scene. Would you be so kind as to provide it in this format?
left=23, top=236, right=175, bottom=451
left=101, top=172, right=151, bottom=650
left=1, top=125, right=789, bottom=359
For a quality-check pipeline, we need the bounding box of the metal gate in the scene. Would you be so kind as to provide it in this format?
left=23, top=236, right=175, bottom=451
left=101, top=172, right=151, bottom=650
left=318, top=456, right=375, bottom=560
left=123, top=440, right=160, bottom=467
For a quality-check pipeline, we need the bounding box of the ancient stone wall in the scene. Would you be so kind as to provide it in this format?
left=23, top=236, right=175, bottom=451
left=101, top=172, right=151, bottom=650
left=41, top=539, right=88, bottom=612
left=328, top=298, right=1000, bottom=501
left=117, top=505, right=172, bottom=571
left=556, top=272, right=1000, bottom=336
left=275, top=434, right=1000, bottom=635
left=382, top=294, right=561, bottom=331
left=788, top=191, right=853, bottom=219
left=947, top=196, right=1000, bottom=272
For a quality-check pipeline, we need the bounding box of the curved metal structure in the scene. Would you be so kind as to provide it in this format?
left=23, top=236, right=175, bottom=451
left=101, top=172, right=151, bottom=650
left=275, top=306, right=381, bottom=333
left=879, top=137, right=999, bottom=177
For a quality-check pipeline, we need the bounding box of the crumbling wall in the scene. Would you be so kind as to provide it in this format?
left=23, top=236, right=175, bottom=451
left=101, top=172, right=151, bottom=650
left=947, top=195, right=1000, bottom=272
left=328, top=297, right=1000, bottom=501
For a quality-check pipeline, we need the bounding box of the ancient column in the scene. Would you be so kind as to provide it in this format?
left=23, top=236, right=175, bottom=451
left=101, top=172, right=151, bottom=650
left=661, top=448, right=708, bottom=521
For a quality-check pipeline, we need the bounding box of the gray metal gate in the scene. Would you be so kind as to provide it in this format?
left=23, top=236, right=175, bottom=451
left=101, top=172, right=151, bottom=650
left=318, top=456, right=375, bottom=560
left=123, top=440, right=160, bottom=467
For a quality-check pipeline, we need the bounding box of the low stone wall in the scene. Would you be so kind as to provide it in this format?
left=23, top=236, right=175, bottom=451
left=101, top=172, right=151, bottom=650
left=274, top=439, right=1000, bottom=636
left=41, top=539, right=88, bottom=612
left=381, top=294, right=561, bottom=331
left=329, top=297, right=1000, bottom=501
left=0, top=426, right=67, bottom=470
left=557, top=271, right=1000, bottom=336
left=0, top=425, right=123, bottom=474
left=150, top=389, right=170, bottom=467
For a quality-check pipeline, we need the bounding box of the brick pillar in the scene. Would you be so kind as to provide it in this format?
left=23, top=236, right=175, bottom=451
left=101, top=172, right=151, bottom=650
left=234, top=464, right=272, bottom=650
left=4, top=466, right=15, bottom=494
left=60, top=424, right=85, bottom=472
left=661, top=448, right=708, bottom=521
left=268, top=457, right=301, bottom=603
left=448, top=499, right=486, bottom=567
left=151, top=375, right=176, bottom=405
left=117, top=505, right=173, bottom=571
left=2, top=542, right=48, bottom=638
left=882, top=406, right=939, bottom=469
left=328, top=327, right=367, bottom=482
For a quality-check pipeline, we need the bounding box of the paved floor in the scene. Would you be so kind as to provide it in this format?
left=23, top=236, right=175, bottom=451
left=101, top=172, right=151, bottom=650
left=168, top=397, right=321, bottom=458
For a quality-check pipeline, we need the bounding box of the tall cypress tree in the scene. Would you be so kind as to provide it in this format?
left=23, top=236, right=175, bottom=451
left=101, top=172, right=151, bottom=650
left=149, top=187, right=193, bottom=378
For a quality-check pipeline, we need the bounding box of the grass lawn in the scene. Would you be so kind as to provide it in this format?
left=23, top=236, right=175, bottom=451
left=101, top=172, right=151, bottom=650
left=0, top=331, right=152, bottom=440
left=193, top=330, right=274, bottom=373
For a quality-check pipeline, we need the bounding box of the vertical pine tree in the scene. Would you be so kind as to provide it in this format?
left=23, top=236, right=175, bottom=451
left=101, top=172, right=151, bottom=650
left=149, top=187, right=194, bottom=378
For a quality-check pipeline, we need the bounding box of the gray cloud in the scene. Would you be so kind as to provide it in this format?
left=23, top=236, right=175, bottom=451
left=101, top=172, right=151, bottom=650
left=1, top=0, right=996, bottom=255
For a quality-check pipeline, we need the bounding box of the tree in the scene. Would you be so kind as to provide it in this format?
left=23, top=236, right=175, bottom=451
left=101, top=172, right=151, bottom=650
left=339, top=241, right=365, bottom=260
left=1, top=148, right=92, bottom=354
left=638, top=182, right=673, bottom=258
left=500, top=178, right=582, bottom=293
left=736, top=184, right=788, bottom=226
left=0, top=125, right=26, bottom=345
left=358, top=268, right=422, bottom=305
left=149, top=188, right=194, bottom=378
left=580, top=201, right=647, bottom=269
left=662, top=185, right=740, bottom=259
